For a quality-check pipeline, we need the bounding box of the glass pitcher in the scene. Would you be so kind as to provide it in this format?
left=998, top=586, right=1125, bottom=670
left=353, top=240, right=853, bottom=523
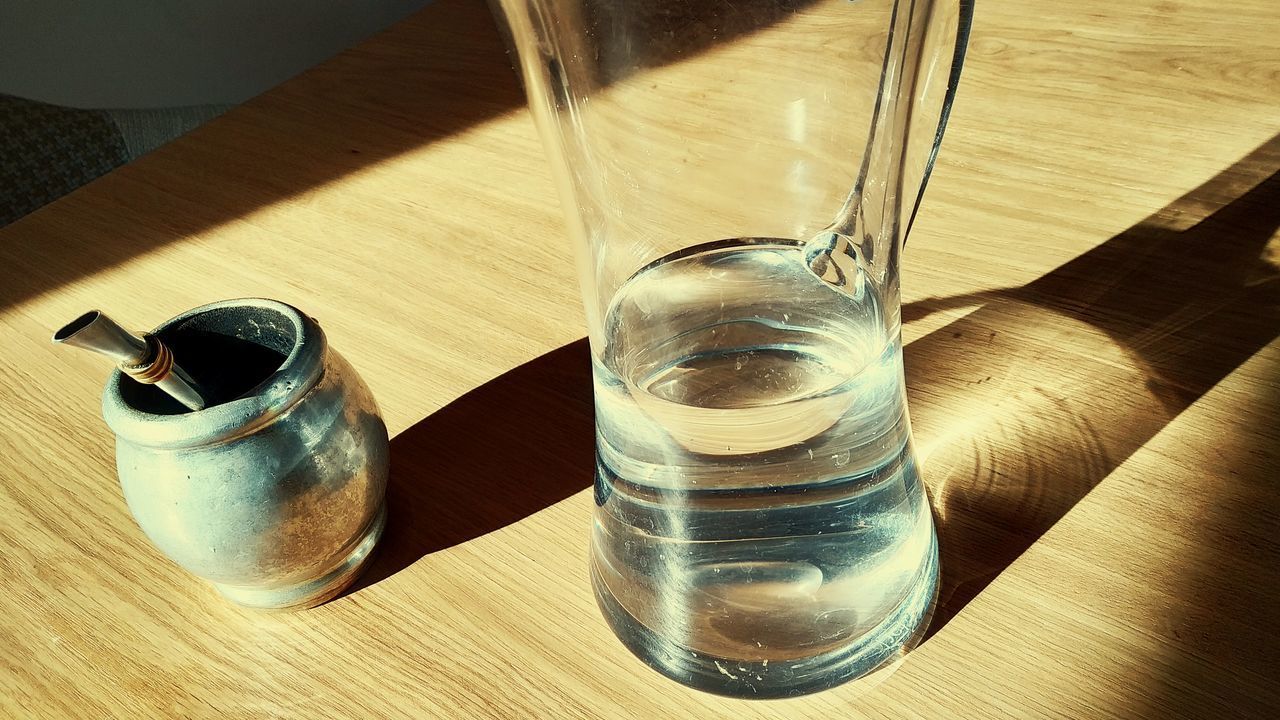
left=491, top=0, right=973, bottom=697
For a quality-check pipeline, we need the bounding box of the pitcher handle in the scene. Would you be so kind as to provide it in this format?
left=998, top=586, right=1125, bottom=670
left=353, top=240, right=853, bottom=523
left=904, top=0, right=975, bottom=243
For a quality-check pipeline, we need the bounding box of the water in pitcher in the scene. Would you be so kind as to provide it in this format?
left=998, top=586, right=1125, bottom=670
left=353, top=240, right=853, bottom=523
left=591, top=238, right=937, bottom=696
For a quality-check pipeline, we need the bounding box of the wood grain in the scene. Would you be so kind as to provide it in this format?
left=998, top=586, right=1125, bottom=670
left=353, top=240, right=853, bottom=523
left=1, top=0, right=1278, bottom=717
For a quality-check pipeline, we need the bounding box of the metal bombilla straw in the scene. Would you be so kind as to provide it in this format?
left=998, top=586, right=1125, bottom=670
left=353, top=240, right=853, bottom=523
left=53, top=310, right=208, bottom=411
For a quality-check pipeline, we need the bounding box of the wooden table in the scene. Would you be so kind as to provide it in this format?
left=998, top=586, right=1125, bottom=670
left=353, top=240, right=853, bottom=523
left=3, top=0, right=1277, bottom=716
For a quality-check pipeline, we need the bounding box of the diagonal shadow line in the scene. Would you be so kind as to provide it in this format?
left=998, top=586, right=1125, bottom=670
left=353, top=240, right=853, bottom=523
left=0, top=0, right=819, bottom=312
left=0, top=0, right=511, bottom=311
left=909, top=133, right=1280, bottom=637
left=348, top=338, right=594, bottom=593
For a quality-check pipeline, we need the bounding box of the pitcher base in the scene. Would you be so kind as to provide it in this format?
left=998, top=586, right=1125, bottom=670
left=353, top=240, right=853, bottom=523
left=592, top=540, right=938, bottom=699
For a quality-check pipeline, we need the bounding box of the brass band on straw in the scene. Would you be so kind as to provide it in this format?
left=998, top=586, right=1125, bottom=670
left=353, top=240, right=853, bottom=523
left=124, top=336, right=174, bottom=385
